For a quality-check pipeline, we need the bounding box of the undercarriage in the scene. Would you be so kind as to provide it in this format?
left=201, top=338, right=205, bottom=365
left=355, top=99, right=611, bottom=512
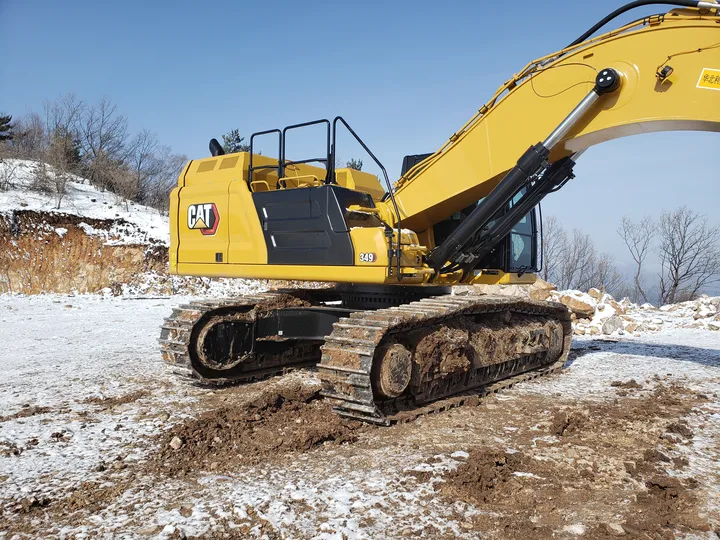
left=159, top=287, right=572, bottom=424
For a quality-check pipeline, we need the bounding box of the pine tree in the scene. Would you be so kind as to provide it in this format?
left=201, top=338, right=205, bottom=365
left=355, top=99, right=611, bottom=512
left=221, top=129, right=250, bottom=153
left=346, top=158, right=363, bottom=171
left=0, top=114, right=13, bottom=142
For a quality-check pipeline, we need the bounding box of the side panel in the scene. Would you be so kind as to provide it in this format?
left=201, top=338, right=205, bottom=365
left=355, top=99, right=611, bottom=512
left=228, top=177, right=267, bottom=264
left=252, top=185, right=374, bottom=266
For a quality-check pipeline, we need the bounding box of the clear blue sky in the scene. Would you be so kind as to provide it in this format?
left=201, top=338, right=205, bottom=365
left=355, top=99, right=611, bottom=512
left=1, top=0, right=718, bottom=273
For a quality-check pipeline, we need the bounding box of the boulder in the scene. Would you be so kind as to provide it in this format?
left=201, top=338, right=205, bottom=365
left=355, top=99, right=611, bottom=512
left=602, top=316, right=624, bottom=335
left=694, top=305, right=717, bottom=320
left=607, top=299, right=626, bottom=315
left=624, top=322, right=639, bottom=333
left=588, top=288, right=602, bottom=300
left=557, top=293, right=596, bottom=319
left=528, top=278, right=557, bottom=301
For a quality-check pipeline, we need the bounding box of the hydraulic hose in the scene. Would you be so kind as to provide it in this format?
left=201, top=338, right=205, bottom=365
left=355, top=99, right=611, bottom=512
left=568, top=0, right=716, bottom=47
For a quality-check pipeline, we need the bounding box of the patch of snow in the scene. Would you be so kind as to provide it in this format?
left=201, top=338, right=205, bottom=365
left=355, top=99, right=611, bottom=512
left=0, top=159, right=168, bottom=245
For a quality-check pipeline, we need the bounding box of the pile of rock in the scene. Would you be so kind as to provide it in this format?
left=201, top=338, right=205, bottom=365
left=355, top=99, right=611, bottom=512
left=453, top=279, right=719, bottom=336
left=548, top=287, right=720, bottom=336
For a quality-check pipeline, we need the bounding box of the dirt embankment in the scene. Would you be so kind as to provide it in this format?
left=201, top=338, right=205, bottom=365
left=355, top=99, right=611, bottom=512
left=0, top=210, right=166, bottom=294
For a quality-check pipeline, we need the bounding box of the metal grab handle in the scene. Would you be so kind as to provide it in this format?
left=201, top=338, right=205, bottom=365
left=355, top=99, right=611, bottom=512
left=331, top=116, right=403, bottom=280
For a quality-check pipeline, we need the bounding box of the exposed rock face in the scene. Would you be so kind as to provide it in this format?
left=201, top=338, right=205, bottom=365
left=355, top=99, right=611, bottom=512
left=0, top=211, right=166, bottom=294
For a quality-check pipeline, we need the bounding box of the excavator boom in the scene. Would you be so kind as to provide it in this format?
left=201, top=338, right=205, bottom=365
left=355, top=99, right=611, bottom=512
left=391, top=6, right=720, bottom=235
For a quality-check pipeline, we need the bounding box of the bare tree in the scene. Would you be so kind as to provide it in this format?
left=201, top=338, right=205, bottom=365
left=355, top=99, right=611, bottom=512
left=657, top=206, right=720, bottom=304
left=4, top=93, right=186, bottom=212
left=540, top=215, right=566, bottom=283
left=556, top=229, right=595, bottom=290
left=30, top=162, right=54, bottom=195
left=617, top=216, right=655, bottom=303
left=141, top=147, right=187, bottom=212
left=0, top=158, right=21, bottom=190
left=542, top=217, right=627, bottom=295
left=109, top=166, right=138, bottom=210
left=43, top=93, right=84, bottom=168
left=7, top=113, right=46, bottom=159
left=592, top=252, right=625, bottom=294
left=77, top=97, right=128, bottom=189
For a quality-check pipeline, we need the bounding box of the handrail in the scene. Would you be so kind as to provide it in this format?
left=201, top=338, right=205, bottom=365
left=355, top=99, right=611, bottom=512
left=282, top=119, right=331, bottom=183
left=332, top=116, right=403, bottom=280
left=249, top=129, right=282, bottom=187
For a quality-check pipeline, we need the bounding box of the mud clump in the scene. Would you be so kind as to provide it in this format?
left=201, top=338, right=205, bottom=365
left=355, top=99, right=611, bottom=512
left=623, top=474, right=708, bottom=536
left=0, top=405, right=52, bottom=423
left=83, top=390, right=149, bottom=408
left=153, top=381, right=363, bottom=476
left=666, top=421, right=693, bottom=439
left=550, top=410, right=588, bottom=437
left=444, top=449, right=524, bottom=503
left=610, top=379, right=642, bottom=389
left=256, top=291, right=313, bottom=312
left=643, top=448, right=671, bottom=463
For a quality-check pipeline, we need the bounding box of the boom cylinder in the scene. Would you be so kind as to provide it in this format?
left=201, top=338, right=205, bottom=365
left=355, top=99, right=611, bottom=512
left=427, top=68, right=621, bottom=272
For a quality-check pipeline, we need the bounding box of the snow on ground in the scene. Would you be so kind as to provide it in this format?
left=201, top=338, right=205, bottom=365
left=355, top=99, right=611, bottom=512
left=0, top=159, right=168, bottom=245
left=1, top=295, right=718, bottom=538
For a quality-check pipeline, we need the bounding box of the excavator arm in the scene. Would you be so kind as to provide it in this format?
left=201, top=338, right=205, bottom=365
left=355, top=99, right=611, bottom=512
left=383, top=2, right=720, bottom=270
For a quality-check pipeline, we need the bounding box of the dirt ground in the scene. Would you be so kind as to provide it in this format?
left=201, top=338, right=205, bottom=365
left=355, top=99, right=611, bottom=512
left=1, top=297, right=719, bottom=538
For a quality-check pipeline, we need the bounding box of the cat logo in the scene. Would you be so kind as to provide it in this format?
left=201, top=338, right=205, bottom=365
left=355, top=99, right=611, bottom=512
left=187, top=203, right=219, bottom=236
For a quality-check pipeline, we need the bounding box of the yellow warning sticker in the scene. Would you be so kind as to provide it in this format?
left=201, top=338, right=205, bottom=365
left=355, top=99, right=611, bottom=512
left=697, top=68, right=720, bottom=90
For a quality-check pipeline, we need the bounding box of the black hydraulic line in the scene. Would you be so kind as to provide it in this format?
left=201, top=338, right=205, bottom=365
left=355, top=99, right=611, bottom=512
left=426, top=143, right=549, bottom=272
left=427, top=68, right=621, bottom=274
left=462, top=157, right=577, bottom=271
left=567, top=0, right=705, bottom=47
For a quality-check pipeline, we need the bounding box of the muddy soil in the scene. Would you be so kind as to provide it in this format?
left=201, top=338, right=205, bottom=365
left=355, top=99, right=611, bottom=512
left=439, top=382, right=712, bottom=538
left=151, top=380, right=364, bottom=476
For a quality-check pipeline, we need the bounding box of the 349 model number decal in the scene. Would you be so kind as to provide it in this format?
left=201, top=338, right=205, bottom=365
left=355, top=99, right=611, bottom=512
left=187, top=203, right=220, bottom=236
left=359, top=252, right=377, bottom=263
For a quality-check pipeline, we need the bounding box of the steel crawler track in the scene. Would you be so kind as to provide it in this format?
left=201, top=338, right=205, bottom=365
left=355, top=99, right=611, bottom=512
left=158, top=292, right=321, bottom=386
left=318, top=294, right=572, bottom=425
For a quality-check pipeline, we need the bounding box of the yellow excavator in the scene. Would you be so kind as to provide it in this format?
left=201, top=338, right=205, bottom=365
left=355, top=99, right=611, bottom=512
left=161, top=1, right=720, bottom=424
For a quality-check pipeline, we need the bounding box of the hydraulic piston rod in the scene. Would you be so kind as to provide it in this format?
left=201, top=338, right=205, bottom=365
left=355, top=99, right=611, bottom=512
left=427, top=68, right=621, bottom=273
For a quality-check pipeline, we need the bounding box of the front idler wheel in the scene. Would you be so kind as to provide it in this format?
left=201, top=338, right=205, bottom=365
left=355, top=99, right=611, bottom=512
left=372, top=342, right=413, bottom=399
